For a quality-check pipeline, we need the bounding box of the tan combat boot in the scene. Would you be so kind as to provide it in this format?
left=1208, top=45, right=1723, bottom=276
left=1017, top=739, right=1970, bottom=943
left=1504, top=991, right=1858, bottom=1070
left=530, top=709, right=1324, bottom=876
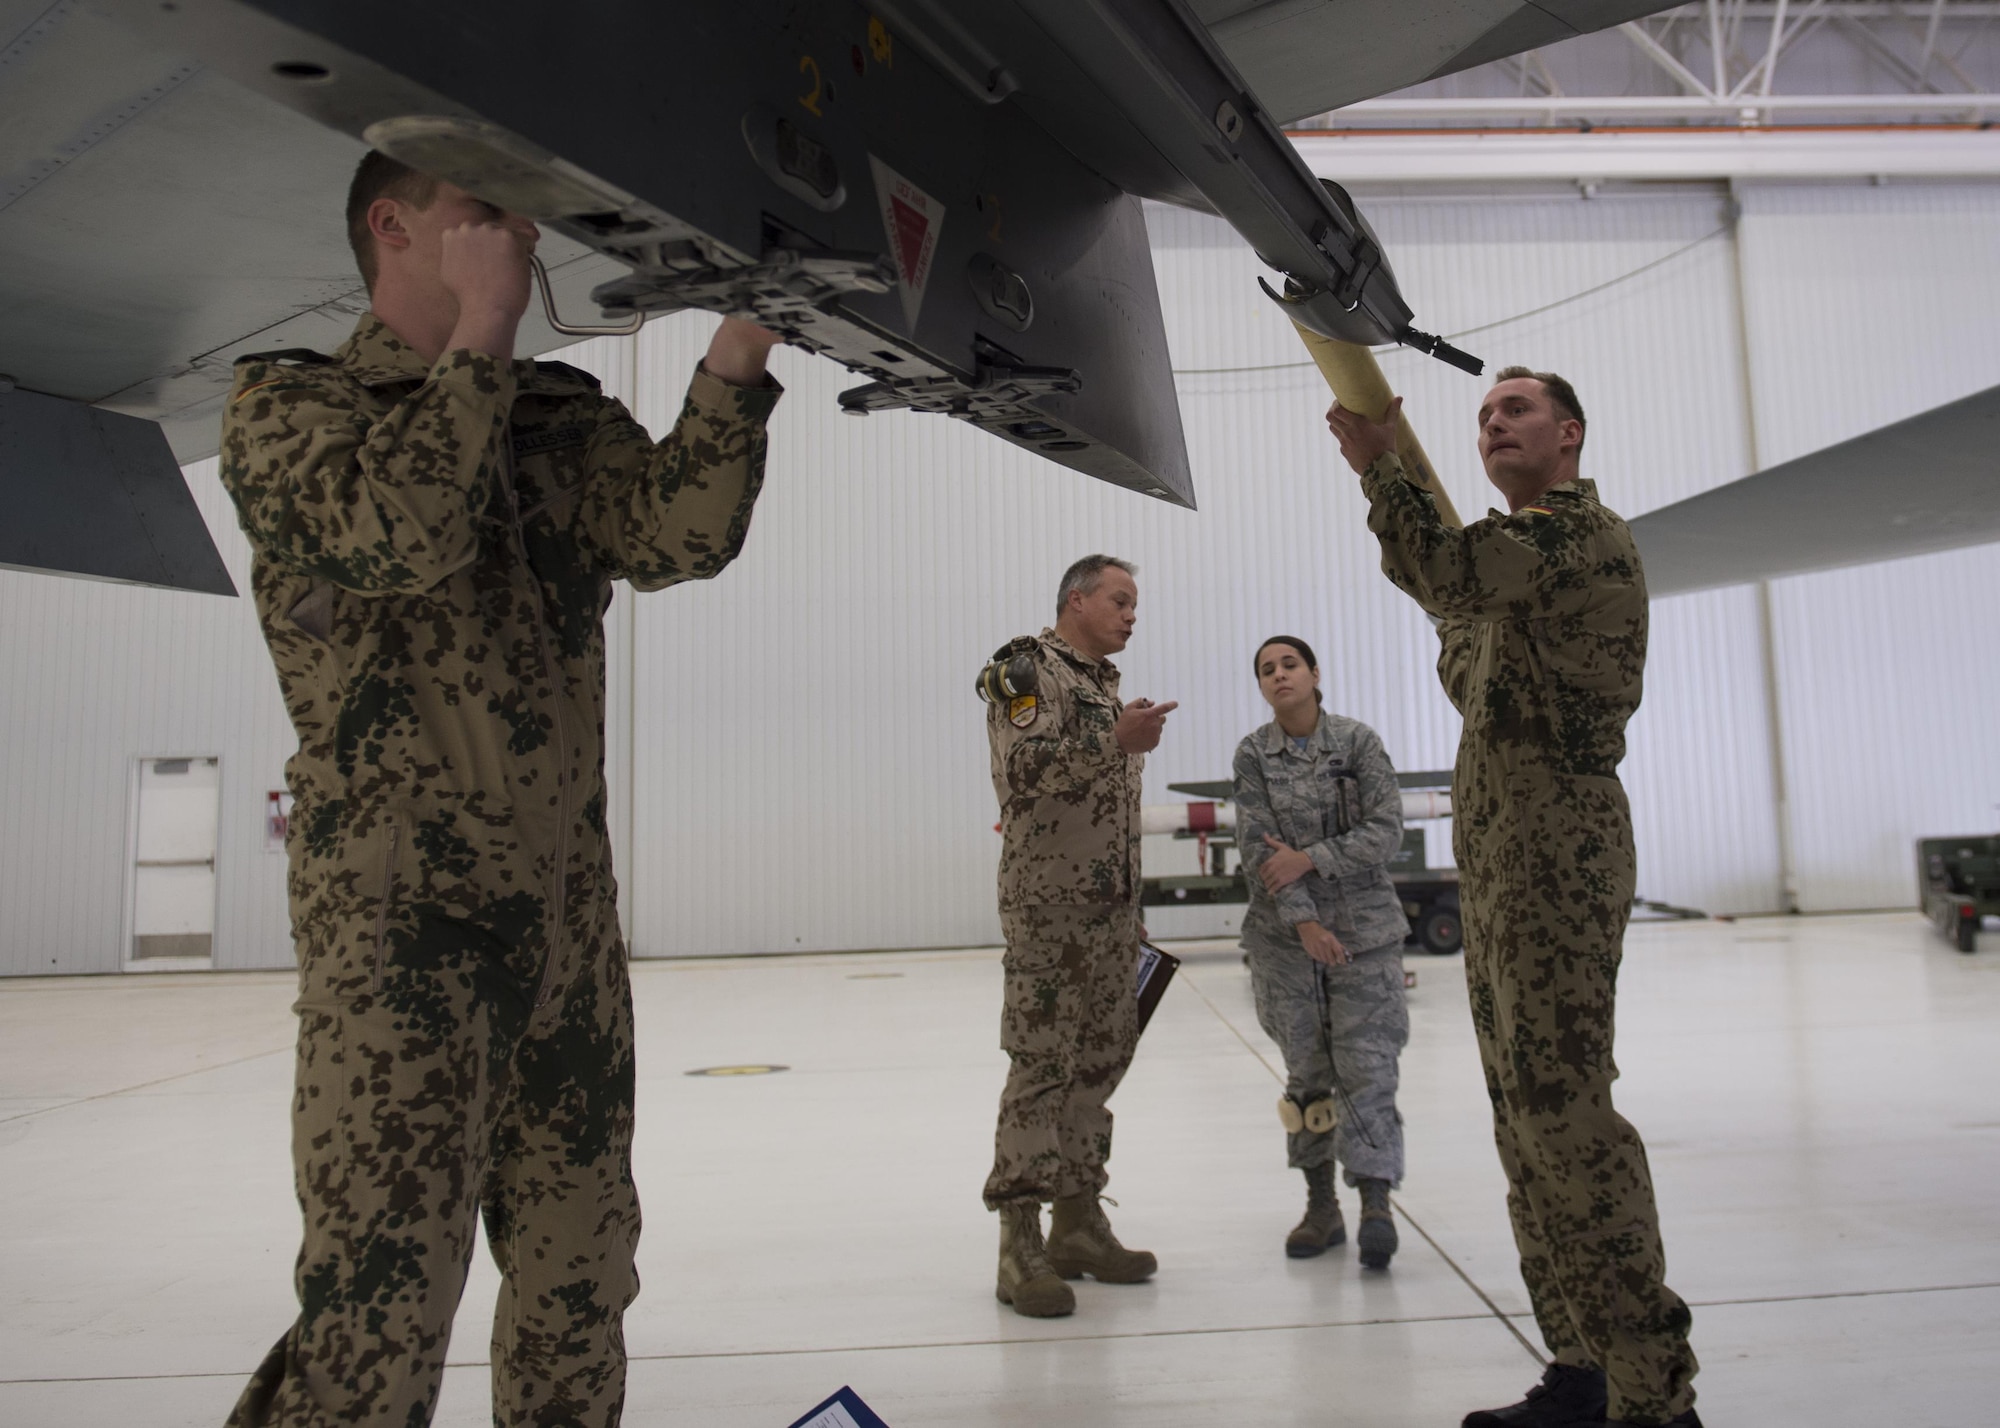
left=996, top=1201, right=1076, bottom=1317
left=1047, top=1195, right=1158, bottom=1283
left=1285, top=1163, right=1346, bottom=1258
left=1356, top=1177, right=1399, bottom=1269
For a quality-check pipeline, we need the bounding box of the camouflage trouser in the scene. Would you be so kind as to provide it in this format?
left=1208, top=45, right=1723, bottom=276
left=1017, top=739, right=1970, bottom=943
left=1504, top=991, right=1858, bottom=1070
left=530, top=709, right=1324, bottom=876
left=1460, top=772, right=1697, bottom=1424
left=983, top=904, right=1141, bottom=1208
left=228, top=892, right=640, bottom=1427
left=1243, top=938, right=1407, bottom=1184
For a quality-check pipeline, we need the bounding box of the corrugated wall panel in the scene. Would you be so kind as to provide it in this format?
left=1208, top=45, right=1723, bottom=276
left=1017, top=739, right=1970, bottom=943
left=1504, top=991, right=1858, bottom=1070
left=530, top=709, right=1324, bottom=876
left=1737, top=181, right=2000, bottom=909
left=13, top=179, right=1995, bottom=972
left=0, top=336, right=647, bottom=978
left=0, top=459, right=296, bottom=975
left=619, top=187, right=1781, bottom=958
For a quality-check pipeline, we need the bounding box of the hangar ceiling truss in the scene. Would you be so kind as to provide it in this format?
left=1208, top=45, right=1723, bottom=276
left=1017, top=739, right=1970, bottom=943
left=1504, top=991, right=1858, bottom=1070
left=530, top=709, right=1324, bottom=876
left=1309, top=1, right=2000, bottom=126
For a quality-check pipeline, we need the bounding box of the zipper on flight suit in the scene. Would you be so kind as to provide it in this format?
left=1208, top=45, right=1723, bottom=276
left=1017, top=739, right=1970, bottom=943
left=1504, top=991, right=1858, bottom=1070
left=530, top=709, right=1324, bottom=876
left=503, top=430, right=570, bottom=1010
left=372, top=817, right=402, bottom=994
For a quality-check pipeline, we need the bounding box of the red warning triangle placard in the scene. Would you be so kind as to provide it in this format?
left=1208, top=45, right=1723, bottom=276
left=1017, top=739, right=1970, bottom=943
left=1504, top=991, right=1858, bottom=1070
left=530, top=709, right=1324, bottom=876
left=869, top=155, right=943, bottom=332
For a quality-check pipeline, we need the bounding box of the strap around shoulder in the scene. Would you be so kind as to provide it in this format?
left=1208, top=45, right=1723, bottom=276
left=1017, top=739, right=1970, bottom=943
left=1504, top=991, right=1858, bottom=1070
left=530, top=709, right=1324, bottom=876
left=530, top=359, right=603, bottom=391
left=990, top=634, right=1040, bottom=661
left=234, top=347, right=336, bottom=367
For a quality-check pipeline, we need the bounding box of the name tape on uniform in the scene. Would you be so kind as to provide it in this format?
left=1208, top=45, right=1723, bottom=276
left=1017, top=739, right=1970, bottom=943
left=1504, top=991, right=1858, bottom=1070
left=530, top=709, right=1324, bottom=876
left=786, top=1386, right=891, bottom=1428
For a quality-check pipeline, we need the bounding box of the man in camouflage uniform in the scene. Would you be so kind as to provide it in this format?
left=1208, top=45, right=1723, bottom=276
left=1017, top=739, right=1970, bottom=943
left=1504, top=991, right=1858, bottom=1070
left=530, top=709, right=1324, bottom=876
left=1329, top=370, right=1701, bottom=1428
left=979, top=555, right=1176, bottom=1317
left=218, top=153, right=783, bottom=1426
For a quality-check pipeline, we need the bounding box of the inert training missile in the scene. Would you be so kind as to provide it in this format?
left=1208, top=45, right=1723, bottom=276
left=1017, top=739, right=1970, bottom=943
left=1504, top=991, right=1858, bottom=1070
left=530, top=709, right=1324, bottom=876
left=1293, top=329, right=1464, bottom=530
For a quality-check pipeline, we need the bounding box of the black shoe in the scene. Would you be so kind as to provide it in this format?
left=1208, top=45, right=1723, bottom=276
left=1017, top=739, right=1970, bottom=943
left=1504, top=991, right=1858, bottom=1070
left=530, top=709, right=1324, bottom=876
left=1462, top=1363, right=1608, bottom=1427
left=1355, top=1178, right=1397, bottom=1269
left=1607, top=1413, right=1702, bottom=1428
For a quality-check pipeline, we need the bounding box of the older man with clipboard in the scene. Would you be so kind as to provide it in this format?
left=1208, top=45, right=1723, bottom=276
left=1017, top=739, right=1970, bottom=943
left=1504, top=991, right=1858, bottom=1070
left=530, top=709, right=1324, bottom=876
left=974, top=554, right=1175, bottom=1319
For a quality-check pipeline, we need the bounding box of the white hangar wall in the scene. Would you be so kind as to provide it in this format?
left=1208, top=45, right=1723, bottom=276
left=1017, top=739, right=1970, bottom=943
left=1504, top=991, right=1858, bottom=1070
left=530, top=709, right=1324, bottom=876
left=1735, top=183, right=2000, bottom=911
left=2, top=178, right=1996, bottom=974
left=610, top=178, right=2000, bottom=953
left=0, top=339, right=642, bottom=978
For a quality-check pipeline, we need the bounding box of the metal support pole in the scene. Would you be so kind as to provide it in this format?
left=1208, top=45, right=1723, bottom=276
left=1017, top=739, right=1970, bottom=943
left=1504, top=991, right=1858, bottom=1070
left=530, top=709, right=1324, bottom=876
left=1725, top=181, right=1801, bottom=914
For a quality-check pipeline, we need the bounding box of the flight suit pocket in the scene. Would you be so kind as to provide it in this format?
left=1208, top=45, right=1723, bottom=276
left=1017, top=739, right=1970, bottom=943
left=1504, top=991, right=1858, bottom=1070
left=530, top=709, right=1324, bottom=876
left=287, top=581, right=335, bottom=643
left=370, top=809, right=413, bottom=994
left=284, top=580, right=346, bottom=686
left=1511, top=773, right=1636, bottom=936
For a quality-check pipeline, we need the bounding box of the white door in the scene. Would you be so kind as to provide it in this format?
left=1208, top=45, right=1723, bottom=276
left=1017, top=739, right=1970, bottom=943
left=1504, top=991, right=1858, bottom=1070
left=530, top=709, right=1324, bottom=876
left=130, top=757, right=219, bottom=966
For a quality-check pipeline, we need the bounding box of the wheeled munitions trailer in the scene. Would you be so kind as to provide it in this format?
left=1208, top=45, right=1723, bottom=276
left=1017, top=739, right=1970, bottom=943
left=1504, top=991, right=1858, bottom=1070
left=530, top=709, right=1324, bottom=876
left=1918, top=835, right=2000, bottom=954
left=1139, top=775, right=1464, bottom=955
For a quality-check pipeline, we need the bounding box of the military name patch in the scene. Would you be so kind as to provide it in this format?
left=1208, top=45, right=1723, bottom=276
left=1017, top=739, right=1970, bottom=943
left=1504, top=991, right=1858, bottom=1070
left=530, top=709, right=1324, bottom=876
left=1008, top=694, right=1039, bottom=728
left=512, top=424, right=589, bottom=458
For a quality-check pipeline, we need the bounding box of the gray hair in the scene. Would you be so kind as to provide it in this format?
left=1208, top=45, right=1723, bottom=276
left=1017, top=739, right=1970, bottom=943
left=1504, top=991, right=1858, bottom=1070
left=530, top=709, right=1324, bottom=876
left=1056, top=554, right=1137, bottom=620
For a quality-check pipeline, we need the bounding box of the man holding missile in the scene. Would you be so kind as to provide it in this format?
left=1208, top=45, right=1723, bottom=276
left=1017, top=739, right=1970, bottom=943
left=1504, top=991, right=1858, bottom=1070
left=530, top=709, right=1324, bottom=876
left=1326, top=370, right=1701, bottom=1428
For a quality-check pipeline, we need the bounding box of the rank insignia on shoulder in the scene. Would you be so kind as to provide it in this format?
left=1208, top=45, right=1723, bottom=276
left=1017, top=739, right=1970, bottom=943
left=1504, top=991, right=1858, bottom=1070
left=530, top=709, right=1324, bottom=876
left=1008, top=694, right=1039, bottom=728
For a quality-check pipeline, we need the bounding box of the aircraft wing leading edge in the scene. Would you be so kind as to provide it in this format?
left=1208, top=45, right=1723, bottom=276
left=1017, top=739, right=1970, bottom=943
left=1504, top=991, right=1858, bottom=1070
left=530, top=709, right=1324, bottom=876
left=1631, top=384, right=2000, bottom=598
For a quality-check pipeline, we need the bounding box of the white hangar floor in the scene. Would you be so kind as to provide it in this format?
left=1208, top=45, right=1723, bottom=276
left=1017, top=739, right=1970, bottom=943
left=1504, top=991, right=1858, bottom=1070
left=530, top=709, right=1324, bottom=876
left=2, top=911, right=1993, bottom=1427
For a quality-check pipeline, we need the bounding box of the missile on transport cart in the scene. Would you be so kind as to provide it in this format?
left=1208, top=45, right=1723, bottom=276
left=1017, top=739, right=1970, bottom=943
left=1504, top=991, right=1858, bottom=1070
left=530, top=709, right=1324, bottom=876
left=1139, top=789, right=1451, bottom=837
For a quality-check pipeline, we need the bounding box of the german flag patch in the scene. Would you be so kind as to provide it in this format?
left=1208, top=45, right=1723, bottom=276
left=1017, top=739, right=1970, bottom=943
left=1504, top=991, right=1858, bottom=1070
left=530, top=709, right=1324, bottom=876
left=1520, top=504, right=1556, bottom=516
left=231, top=376, right=291, bottom=402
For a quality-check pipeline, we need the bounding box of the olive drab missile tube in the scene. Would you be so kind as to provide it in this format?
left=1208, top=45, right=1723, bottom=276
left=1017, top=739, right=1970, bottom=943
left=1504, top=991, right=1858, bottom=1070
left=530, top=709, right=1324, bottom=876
left=1290, top=327, right=1465, bottom=530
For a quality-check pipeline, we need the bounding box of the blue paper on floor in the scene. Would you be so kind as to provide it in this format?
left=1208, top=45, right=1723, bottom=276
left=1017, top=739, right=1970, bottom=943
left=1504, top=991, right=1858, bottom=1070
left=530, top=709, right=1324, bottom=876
left=785, top=1385, right=890, bottom=1428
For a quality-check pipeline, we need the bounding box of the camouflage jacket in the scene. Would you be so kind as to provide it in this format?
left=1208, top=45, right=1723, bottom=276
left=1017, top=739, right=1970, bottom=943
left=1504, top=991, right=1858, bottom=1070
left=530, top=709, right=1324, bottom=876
left=221, top=314, right=780, bottom=990
left=1359, top=459, right=1647, bottom=785
left=1233, top=711, right=1410, bottom=953
left=986, top=628, right=1142, bottom=910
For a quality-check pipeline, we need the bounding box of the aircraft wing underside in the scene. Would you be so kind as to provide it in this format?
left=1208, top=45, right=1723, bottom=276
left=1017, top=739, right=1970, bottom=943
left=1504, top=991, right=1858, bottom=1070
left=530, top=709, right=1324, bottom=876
left=1, top=0, right=1679, bottom=592
left=1631, top=384, right=2000, bottom=599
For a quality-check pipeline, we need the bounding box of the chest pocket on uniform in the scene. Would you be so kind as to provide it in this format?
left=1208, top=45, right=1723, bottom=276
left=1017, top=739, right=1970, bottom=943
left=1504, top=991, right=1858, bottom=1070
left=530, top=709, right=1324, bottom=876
left=1072, top=689, right=1117, bottom=736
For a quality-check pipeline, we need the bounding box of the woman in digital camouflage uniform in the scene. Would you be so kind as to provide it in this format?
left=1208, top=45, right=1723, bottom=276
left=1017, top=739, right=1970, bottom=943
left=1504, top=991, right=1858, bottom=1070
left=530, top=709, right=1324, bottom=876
left=1233, top=636, right=1412, bottom=1266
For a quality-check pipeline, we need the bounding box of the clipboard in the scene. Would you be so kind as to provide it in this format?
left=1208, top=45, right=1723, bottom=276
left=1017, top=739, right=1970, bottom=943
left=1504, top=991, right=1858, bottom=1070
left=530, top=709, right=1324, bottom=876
left=1135, top=939, right=1180, bottom=1036
left=785, top=1386, right=891, bottom=1428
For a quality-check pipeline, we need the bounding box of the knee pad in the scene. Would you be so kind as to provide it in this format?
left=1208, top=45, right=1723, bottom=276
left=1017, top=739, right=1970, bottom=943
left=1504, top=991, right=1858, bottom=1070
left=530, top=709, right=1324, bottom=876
left=1279, top=1096, right=1339, bottom=1134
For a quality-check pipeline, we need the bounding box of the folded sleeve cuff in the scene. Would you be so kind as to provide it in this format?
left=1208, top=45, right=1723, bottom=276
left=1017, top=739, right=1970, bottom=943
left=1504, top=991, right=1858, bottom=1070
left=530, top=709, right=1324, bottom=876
left=1358, top=451, right=1408, bottom=501
left=690, top=363, right=784, bottom=423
